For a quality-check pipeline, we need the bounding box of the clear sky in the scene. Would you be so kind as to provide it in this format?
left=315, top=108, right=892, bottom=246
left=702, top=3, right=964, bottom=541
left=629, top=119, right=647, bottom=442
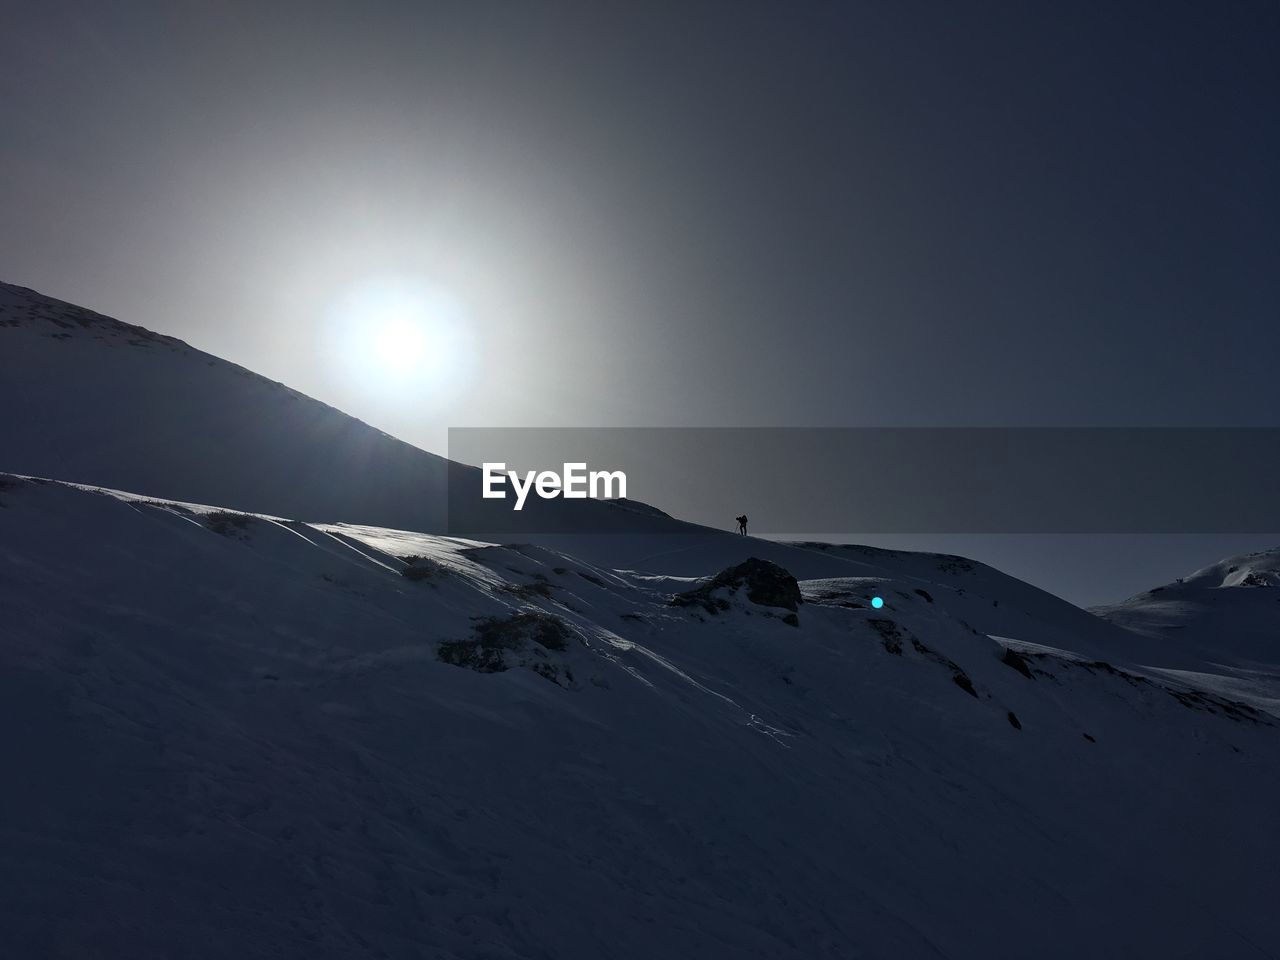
left=3, top=1, right=1278, bottom=604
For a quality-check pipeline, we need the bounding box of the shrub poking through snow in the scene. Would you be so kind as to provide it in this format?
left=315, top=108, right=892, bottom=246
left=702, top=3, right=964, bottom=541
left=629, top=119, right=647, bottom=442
left=503, top=577, right=555, bottom=599
left=401, top=557, right=444, bottom=582
left=475, top=612, right=570, bottom=652
left=205, top=511, right=253, bottom=539
left=438, top=612, right=576, bottom=685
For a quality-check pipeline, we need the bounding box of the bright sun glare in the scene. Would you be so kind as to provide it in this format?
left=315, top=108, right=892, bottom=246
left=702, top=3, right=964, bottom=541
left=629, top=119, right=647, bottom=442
left=372, top=314, right=429, bottom=374
left=326, top=278, right=477, bottom=407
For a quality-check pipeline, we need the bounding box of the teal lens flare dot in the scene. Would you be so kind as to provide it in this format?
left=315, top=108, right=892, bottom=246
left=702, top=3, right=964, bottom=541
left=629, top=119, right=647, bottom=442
left=871, top=596, right=885, bottom=609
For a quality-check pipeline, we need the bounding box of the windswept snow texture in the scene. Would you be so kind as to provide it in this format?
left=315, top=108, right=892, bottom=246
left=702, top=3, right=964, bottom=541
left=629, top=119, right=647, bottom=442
left=2, top=475, right=1278, bottom=959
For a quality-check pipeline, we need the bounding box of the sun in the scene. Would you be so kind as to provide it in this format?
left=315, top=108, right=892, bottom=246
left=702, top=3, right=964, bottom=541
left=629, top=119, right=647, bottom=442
left=371, top=314, right=428, bottom=375
left=325, top=277, right=477, bottom=406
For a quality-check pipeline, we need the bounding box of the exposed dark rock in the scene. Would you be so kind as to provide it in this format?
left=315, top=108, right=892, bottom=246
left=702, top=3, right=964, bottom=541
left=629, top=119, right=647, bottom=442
left=1168, top=687, right=1272, bottom=725
left=1063, top=657, right=1271, bottom=726
left=670, top=558, right=802, bottom=614
left=721, top=558, right=802, bottom=610
left=914, top=589, right=934, bottom=603
left=1078, top=660, right=1150, bottom=688
left=868, top=618, right=903, bottom=655
left=952, top=674, right=978, bottom=698
left=1001, top=648, right=1034, bottom=679
left=0, top=282, right=182, bottom=347
left=935, top=556, right=975, bottom=575
left=1007, top=711, right=1022, bottom=730
left=910, top=638, right=976, bottom=702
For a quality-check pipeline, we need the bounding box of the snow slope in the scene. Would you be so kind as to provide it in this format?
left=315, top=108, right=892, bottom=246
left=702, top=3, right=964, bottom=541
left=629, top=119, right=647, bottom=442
left=1095, top=545, right=1280, bottom=662
left=2, top=475, right=1277, bottom=959
left=1094, top=547, right=1280, bottom=713
left=0, top=281, right=668, bottom=538
left=4, top=280, right=1279, bottom=956
left=0, top=279, right=1163, bottom=667
left=0, top=280, right=458, bottom=531
left=564, top=533, right=1172, bottom=666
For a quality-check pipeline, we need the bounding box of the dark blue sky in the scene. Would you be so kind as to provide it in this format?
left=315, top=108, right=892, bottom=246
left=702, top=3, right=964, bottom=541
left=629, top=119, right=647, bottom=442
left=3, top=1, right=1278, bottom=602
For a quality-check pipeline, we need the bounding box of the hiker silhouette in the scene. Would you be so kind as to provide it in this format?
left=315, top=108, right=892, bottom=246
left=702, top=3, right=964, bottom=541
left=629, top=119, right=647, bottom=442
left=736, top=514, right=748, bottom=535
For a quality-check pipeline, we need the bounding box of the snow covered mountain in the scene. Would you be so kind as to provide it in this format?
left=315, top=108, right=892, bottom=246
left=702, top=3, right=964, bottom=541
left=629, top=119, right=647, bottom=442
left=0, top=279, right=1159, bottom=662
left=1094, top=547, right=1280, bottom=714
left=0, top=280, right=457, bottom=532
left=2, top=281, right=1279, bottom=958
left=2, top=475, right=1276, bottom=958
left=1, top=280, right=718, bottom=546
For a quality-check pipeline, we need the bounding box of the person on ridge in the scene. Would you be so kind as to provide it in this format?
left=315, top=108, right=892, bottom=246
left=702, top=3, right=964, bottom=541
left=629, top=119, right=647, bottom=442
left=736, top=514, right=748, bottom=535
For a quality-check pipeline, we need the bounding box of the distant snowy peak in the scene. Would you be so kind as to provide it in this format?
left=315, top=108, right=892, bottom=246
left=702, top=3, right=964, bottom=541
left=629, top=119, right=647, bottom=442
left=1124, top=546, right=1280, bottom=601
left=0, top=280, right=185, bottom=350
left=1094, top=545, right=1280, bottom=670
left=1183, top=548, right=1280, bottom=590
